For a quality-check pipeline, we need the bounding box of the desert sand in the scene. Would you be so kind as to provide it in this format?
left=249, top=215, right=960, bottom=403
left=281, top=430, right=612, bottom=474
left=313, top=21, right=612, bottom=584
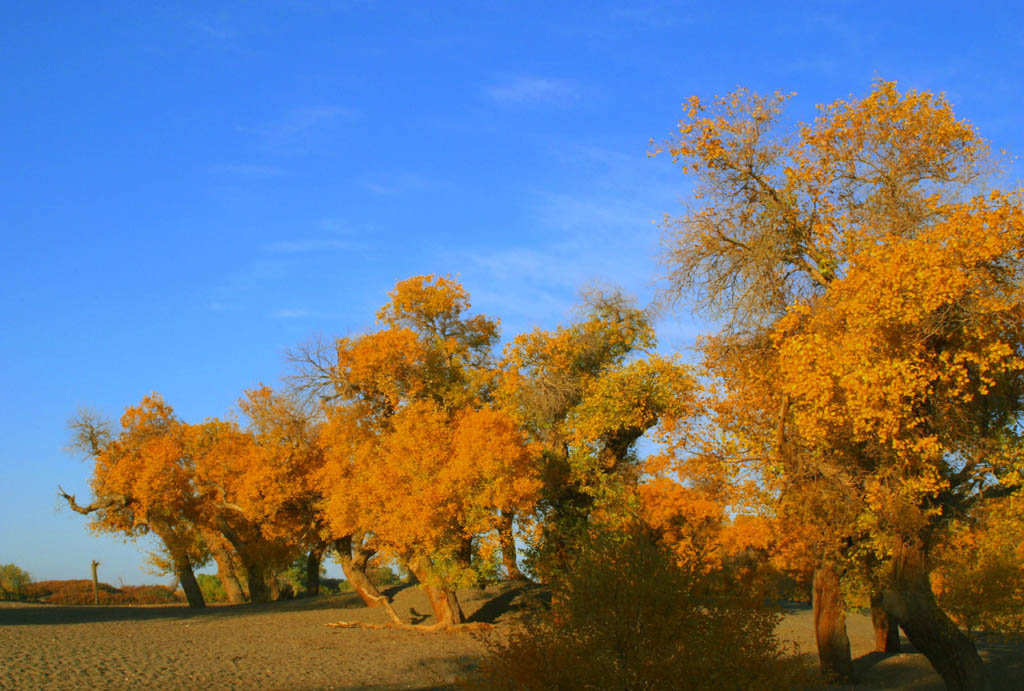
left=1, top=583, right=1021, bottom=690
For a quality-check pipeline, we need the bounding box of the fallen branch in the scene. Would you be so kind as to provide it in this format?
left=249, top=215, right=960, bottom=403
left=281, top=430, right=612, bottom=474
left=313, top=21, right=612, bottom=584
left=326, top=620, right=493, bottom=633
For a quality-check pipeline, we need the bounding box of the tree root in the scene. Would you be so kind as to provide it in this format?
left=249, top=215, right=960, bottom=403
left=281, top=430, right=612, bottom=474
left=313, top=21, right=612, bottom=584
left=326, top=620, right=493, bottom=633
left=327, top=590, right=493, bottom=632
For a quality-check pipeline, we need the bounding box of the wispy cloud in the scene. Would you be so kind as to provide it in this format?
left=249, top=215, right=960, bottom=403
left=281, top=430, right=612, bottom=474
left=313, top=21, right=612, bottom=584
left=318, top=218, right=349, bottom=233
left=439, top=143, right=699, bottom=343
left=608, top=3, right=683, bottom=29
left=361, top=173, right=448, bottom=196
left=484, top=76, right=581, bottom=107
left=194, top=21, right=234, bottom=39
left=261, top=239, right=356, bottom=253
left=268, top=308, right=312, bottom=319
left=209, top=163, right=288, bottom=177
left=249, top=106, right=356, bottom=154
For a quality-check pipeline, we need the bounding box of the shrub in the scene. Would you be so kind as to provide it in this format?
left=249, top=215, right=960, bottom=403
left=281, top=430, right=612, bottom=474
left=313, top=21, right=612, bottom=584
left=0, top=563, right=32, bottom=601
left=196, top=574, right=228, bottom=603
left=368, top=565, right=402, bottom=587
left=121, top=584, right=182, bottom=605
left=25, top=579, right=124, bottom=605
left=320, top=578, right=353, bottom=595
left=464, top=529, right=806, bottom=690
left=22, top=580, right=181, bottom=605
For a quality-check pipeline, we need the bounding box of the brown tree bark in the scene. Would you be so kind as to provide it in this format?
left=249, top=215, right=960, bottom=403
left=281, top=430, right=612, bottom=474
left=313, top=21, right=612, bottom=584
left=206, top=536, right=246, bottom=604
left=335, top=534, right=384, bottom=607
left=409, top=556, right=465, bottom=627
left=883, top=540, right=988, bottom=690
left=173, top=552, right=205, bottom=608
left=267, top=574, right=282, bottom=601
left=147, top=520, right=205, bottom=609
left=243, top=563, right=270, bottom=603
left=813, top=562, right=853, bottom=682
left=306, top=545, right=324, bottom=596
left=870, top=591, right=900, bottom=653
left=498, top=511, right=526, bottom=581
left=214, top=515, right=270, bottom=603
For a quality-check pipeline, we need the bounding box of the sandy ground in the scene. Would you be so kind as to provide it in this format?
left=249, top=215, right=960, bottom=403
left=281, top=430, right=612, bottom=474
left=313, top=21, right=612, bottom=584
left=776, top=602, right=1024, bottom=690
left=1, top=584, right=1021, bottom=690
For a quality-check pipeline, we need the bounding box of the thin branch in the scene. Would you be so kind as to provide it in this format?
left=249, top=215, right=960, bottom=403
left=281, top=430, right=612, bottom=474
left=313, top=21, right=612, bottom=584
left=57, top=486, right=128, bottom=515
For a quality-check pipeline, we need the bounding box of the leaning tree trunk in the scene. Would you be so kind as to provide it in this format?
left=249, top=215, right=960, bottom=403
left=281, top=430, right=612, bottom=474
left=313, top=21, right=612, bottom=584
left=215, top=515, right=271, bottom=603
left=870, top=591, right=900, bottom=653
left=148, top=521, right=205, bottom=609
left=498, top=511, right=526, bottom=581
left=173, top=552, right=205, bottom=609
left=207, top=536, right=246, bottom=604
left=813, top=562, right=853, bottom=682
left=306, top=545, right=325, bottom=596
left=335, top=534, right=384, bottom=607
left=410, top=556, right=465, bottom=627
left=883, top=540, right=988, bottom=690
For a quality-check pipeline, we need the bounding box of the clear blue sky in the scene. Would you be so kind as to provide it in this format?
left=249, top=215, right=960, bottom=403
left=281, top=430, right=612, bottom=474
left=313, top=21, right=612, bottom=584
left=2, top=1, right=1022, bottom=585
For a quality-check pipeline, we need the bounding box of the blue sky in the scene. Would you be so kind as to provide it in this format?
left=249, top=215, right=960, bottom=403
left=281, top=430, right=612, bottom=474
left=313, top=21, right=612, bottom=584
left=2, top=1, right=1022, bottom=584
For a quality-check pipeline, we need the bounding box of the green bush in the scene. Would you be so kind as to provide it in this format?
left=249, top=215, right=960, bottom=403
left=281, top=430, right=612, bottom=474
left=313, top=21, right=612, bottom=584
left=368, top=565, right=402, bottom=587
left=196, top=574, right=227, bottom=603
left=464, top=529, right=807, bottom=690
left=320, top=578, right=353, bottom=595
left=0, top=563, right=32, bottom=600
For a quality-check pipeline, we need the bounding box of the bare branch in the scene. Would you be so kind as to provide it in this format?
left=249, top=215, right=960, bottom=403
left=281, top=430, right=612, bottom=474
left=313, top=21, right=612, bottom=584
left=57, top=486, right=128, bottom=515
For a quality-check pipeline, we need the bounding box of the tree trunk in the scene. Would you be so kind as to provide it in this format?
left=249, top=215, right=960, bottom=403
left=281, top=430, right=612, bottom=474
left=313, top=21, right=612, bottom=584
left=410, top=556, right=465, bottom=627
left=174, top=553, right=205, bottom=609
left=245, top=563, right=270, bottom=603
left=306, top=545, right=324, bottom=596
left=208, top=538, right=246, bottom=604
left=90, top=560, right=100, bottom=605
left=149, top=521, right=205, bottom=608
left=335, top=535, right=384, bottom=607
left=215, top=515, right=271, bottom=603
left=499, top=511, right=526, bottom=581
left=870, top=591, right=900, bottom=653
left=883, top=540, right=988, bottom=690
left=813, top=562, right=853, bottom=682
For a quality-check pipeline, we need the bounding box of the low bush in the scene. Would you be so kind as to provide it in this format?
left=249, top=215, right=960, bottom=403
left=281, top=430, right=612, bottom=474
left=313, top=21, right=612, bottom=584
left=320, top=577, right=353, bottom=595
left=368, top=565, right=402, bottom=587
left=121, top=584, right=181, bottom=605
left=23, top=580, right=181, bottom=605
left=464, top=529, right=807, bottom=690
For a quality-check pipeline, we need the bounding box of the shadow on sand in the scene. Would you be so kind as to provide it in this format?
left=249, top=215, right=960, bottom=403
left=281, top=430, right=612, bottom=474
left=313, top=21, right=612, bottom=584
left=0, top=591, right=372, bottom=627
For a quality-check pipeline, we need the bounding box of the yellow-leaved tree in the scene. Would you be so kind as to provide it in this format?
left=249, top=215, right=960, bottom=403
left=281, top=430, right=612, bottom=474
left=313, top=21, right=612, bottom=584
left=496, top=290, right=697, bottom=581
left=61, top=395, right=209, bottom=607
left=656, top=80, right=1024, bottom=688
left=316, top=275, right=540, bottom=629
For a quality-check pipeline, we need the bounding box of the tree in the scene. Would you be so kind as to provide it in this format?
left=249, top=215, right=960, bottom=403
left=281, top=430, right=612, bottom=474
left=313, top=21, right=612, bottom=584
left=189, top=398, right=316, bottom=604
left=657, top=80, right=1024, bottom=688
left=317, top=275, right=539, bottom=628
left=497, top=291, right=696, bottom=582
left=0, top=563, right=31, bottom=601
left=60, top=396, right=208, bottom=608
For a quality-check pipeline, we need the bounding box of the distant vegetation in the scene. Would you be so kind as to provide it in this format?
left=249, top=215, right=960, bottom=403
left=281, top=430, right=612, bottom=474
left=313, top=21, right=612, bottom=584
left=0, top=563, right=32, bottom=601
left=2, top=574, right=180, bottom=606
